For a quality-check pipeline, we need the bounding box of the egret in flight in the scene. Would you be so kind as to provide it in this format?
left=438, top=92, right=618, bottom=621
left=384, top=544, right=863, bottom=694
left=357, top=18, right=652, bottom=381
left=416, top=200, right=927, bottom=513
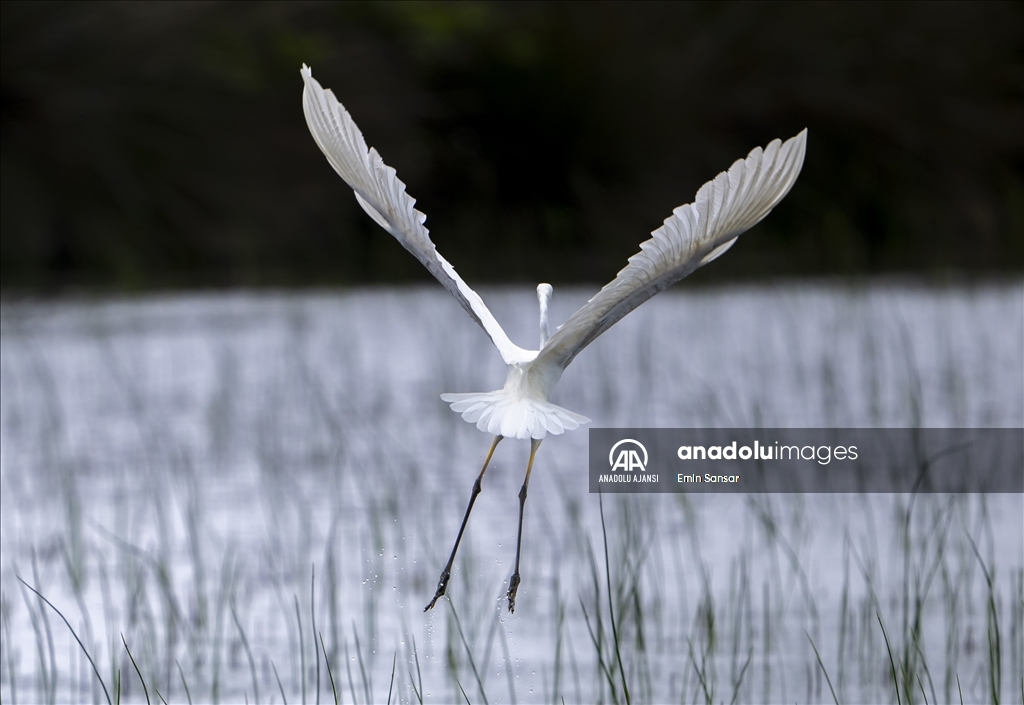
left=301, top=65, right=807, bottom=613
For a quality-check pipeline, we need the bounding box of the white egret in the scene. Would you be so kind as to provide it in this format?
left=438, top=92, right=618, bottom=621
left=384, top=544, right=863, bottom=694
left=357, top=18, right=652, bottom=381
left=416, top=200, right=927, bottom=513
left=300, top=65, right=807, bottom=612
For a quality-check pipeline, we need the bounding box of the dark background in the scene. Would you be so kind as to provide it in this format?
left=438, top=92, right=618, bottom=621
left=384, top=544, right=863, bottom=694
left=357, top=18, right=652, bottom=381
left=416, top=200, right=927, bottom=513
left=2, top=1, right=1022, bottom=291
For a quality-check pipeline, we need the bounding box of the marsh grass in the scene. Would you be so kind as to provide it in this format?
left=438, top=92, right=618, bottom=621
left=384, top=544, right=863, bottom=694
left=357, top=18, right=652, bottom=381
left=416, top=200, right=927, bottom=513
left=1, top=284, right=1022, bottom=703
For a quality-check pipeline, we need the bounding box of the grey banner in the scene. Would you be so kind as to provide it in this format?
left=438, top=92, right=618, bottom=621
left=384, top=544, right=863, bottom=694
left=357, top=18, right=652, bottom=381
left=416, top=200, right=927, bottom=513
left=588, top=428, right=1023, bottom=493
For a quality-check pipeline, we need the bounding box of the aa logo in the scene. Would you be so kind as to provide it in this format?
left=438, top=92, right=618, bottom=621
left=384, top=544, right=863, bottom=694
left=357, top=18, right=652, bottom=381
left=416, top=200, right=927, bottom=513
left=608, top=439, right=648, bottom=472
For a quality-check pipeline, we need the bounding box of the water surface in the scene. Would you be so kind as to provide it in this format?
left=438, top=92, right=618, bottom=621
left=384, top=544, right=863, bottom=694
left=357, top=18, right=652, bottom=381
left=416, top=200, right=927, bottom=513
left=1, top=283, right=1022, bottom=703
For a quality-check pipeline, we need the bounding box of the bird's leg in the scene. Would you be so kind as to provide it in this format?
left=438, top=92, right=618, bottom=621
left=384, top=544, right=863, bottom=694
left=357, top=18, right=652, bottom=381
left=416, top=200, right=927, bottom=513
left=507, top=437, right=542, bottom=613
left=424, top=435, right=503, bottom=612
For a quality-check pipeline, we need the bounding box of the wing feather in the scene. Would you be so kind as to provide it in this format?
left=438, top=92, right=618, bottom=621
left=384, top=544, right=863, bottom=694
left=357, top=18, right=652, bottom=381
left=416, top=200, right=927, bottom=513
left=301, top=65, right=533, bottom=364
left=535, top=130, right=807, bottom=370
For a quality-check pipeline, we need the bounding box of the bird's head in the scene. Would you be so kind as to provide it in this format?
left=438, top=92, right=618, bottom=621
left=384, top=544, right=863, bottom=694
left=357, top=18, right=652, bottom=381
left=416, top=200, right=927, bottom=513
left=537, top=283, right=553, bottom=348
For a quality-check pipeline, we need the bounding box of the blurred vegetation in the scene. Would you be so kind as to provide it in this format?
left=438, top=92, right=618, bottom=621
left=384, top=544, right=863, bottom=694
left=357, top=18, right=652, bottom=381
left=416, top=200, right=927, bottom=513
left=1, top=1, right=1022, bottom=291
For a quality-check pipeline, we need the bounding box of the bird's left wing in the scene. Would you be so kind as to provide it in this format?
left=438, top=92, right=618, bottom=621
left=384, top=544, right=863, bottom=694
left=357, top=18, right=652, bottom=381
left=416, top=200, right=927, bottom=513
left=301, top=66, right=532, bottom=364
left=535, top=130, right=807, bottom=371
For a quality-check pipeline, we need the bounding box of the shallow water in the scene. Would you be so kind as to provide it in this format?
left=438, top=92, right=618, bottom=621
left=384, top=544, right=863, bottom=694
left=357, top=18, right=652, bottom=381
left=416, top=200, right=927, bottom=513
left=1, top=282, right=1022, bottom=704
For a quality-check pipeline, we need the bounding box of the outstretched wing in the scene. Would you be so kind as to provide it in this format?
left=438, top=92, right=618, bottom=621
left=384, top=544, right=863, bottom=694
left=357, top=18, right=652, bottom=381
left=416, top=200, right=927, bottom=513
left=301, top=65, right=533, bottom=364
left=535, top=130, right=807, bottom=370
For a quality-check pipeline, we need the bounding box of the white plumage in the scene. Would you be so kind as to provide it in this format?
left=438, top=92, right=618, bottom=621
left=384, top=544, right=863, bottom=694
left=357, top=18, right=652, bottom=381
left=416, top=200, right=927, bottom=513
left=301, top=64, right=807, bottom=440
left=301, top=64, right=807, bottom=612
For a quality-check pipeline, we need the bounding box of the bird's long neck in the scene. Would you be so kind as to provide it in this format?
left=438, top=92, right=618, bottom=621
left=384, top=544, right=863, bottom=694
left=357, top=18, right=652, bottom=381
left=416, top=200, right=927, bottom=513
left=537, top=283, right=553, bottom=348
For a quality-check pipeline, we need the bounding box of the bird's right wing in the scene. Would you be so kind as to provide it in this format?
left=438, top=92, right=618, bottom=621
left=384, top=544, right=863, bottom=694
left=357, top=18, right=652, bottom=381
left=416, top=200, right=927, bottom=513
left=301, top=65, right=533, bottom=364
left=535, top=130, right=807, bottom=370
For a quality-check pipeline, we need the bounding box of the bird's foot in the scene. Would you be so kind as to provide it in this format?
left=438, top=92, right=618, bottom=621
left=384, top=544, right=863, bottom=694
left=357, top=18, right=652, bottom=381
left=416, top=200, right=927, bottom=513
left=506, top=572, right=521, bottom=613
left=424, top=568, right=450, bottom=612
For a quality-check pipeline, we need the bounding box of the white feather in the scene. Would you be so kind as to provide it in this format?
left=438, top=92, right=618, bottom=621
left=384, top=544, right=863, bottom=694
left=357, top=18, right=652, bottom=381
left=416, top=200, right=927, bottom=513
left=535, top=129, right=807, bottom=370
left=301, top=65, right=534, bottom=365
left=302, top=65, right=806, bottom=439
left=441, top=391, right=589, bottom=440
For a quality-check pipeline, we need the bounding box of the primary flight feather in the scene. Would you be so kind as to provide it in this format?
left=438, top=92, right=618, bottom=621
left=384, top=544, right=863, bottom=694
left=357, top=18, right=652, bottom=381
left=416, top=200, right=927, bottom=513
left=301, top=64, right=807, bottom=611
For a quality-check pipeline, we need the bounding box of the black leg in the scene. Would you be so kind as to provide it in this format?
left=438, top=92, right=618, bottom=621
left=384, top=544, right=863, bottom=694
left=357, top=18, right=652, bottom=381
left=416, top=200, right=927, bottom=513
left=507, top=438, right=542, bottom=613
left=425, top=435, right=503, bottom=611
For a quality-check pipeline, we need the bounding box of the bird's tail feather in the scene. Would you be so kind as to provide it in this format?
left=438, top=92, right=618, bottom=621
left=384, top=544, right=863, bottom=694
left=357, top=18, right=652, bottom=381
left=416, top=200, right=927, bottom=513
left=441, top=392, right=590, bottom=440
